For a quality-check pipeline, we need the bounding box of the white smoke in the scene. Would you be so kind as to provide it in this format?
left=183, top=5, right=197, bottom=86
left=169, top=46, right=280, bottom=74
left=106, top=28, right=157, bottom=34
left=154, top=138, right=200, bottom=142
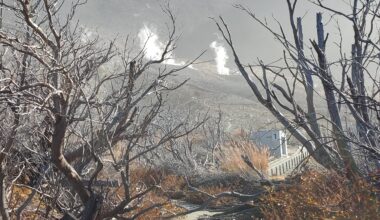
left=138, top=25, right=185, bottom=66
left=210, top=41, right=230, bottom=75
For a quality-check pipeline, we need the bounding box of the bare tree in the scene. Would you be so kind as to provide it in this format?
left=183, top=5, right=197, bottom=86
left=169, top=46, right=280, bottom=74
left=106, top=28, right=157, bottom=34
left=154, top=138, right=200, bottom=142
left=0, top=0, right=202, bottom=219
left=215, top=0, right=380, bottom=178
left=156, top=109, right=224, bottom=174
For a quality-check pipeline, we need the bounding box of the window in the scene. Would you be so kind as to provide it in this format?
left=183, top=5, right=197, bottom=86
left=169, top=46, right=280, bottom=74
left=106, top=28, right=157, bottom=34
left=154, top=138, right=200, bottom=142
left=273, top=133, right=277, bottom=140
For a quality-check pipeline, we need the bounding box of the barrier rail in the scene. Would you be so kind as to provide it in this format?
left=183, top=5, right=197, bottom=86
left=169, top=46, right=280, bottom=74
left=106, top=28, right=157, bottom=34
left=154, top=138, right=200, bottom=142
left=268, top=147, right=309, bottom=176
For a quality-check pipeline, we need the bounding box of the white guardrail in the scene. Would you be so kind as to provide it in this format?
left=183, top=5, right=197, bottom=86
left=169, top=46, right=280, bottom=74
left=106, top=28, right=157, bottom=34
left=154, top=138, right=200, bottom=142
left=268, top=147, right=309, bottom=176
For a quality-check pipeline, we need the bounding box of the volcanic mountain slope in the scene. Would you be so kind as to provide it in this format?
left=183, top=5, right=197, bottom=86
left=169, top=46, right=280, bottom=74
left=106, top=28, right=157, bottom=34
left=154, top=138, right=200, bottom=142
left=161, top=62, right=329, bottom=131
left=75, top=0, right=330, bottom=131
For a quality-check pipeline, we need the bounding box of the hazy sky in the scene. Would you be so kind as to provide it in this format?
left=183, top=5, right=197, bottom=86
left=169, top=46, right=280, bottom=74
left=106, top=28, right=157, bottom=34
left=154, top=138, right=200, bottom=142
left=76, top=0, right=354, bottom=67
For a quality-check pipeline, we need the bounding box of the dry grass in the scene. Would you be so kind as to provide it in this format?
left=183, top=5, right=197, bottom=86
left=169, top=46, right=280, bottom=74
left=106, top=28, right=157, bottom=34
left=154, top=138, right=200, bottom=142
left=13, top=159, right=380, bottom=219
left=101, top=165, right=187, bottom=219
left=218, top=139, right=269, bottom=178
left=8, top=185, right=57, bottom=220
left=260, top=171, right=380, bottom=219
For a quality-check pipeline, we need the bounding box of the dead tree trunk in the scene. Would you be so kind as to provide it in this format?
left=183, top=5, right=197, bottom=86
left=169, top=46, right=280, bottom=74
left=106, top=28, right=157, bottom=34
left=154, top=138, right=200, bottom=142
left=0, top=167, right=10, bottom=220
left=311, top=13, right=359, bottom=176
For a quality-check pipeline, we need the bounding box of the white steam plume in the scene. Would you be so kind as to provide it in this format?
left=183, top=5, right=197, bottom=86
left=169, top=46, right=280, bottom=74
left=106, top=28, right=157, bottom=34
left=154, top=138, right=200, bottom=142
left=210, top=41, right=230, bottom=75
left=138, top=25, right=185, bottom=66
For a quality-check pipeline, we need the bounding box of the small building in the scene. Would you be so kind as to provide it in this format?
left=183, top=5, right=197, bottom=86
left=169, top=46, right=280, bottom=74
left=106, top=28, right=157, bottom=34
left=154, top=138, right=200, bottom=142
left=251, top=130, right=288, bottom=158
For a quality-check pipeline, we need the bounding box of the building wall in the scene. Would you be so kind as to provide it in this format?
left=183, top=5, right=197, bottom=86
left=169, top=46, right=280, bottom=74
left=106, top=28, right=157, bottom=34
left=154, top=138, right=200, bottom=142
left=251, top=130, right=288, bottom=158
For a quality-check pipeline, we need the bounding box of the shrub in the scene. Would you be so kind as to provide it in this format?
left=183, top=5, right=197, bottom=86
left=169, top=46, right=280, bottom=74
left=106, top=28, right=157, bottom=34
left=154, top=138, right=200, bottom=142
left=260, top=171, right=380, bottom=219
left=101, top=165, right=187, bottom=219
left=218, top=139, right=269, bottom=179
